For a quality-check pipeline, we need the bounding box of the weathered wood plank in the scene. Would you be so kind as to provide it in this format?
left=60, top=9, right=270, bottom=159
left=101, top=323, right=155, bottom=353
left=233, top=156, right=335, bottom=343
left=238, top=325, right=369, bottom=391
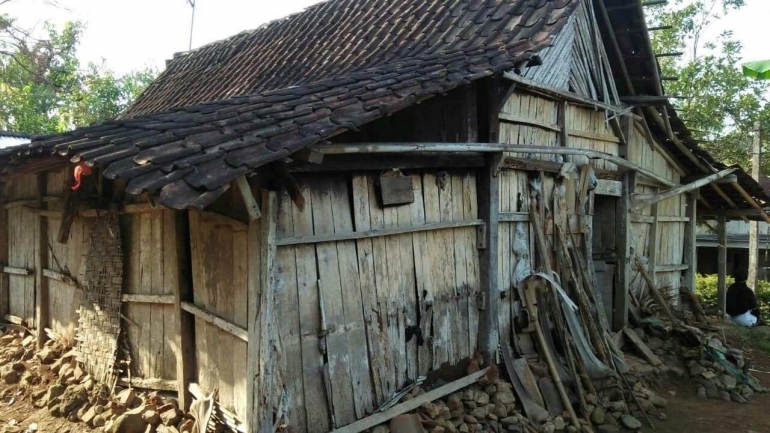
left=290, top=180, right=330, bottom=433
left=683, top=191, right=697, bottom=291
left=478, top=153, right=502, bottom=364
left=276, top=219, right=484, bottom=246
left=717, top=216, right=727, bottom=315
left=622, top=328, right=662, bottom=366
left=3, top=267, right=31, bottom=276
left=236, top=176, right=261, bottom=221
left=181, top=302, right=248, bottom=342
left=311, top=179, right=356, bottom=427
left=613, top=171, right=635, bottom=331
left=169, top=210, right=195, bottom=411
left=121, top=294, right=174, bottom=304
left=330, top=368, right=490, bottom=433
left=118, top=377, right=177, bottom=391
left=275, top=190, right=306, bottom=431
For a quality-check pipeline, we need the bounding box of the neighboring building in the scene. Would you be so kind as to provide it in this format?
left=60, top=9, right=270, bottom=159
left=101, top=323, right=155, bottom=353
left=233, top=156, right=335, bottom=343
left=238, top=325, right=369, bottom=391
left=697, top=176, right=770, bottom=279
left=0, top=1, right=767, bottom=432
left=0, top=132, right=30, bottom=149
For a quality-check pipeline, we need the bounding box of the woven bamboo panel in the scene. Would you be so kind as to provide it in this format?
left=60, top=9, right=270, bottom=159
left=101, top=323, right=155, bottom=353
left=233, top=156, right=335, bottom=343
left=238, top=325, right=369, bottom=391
left=76, top=217, right=123, bottom=384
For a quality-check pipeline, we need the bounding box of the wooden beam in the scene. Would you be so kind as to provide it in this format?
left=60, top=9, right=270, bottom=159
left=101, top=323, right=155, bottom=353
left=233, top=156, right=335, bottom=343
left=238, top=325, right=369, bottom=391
left=121, top=294, right=175, bottom=304
left=620, top=95, right=671, bottom=105
left=171, top=211, right=195, bottom=411
left=648, top=25, right=674, bottom=31
left=0, top=201, right=7, bottom=320
left=635, top=257, right=678, bottom=325
left=78, top=202, right=165, bottom=217
left=477, top=152, right=501, bottom=365
left=314, top=143, right=676, bottom=187
left=2, top=266, right=31, bottom=276
left=35, top=172, right=48, bottom=349
left=622, top=328, right=662, bottom=366
left=502, top=71, right=639, bottom=118
left=276, top=219, right=484, bottom=246
left=655, top=52, right=684, bottom=58
left=290, top=148, right=324, bottom=164
left=501, top=156, right=624, bottom=180
left=42, top=269, right=78, bottom=287
left=118, top=377, right=177, bottom=391
left=699, top=208, right=765, bottom=219
left=249, top=190, right=278, bottom=433
left=647, top=204, right=659, bottom=279
left=558, top=101, right=568, bottom=147
left=4, top=314, right=23, bottom=325
left=631, top=168, right=737, bottom=212
left=717, top=216, right=727, bottom=315
left=288, top=153, right=486, bottom=172
left=499, top=113, right=561, bottom=132
left=595, top=179, right=622, bottom=197
left=181, top=301, right=248, bottom=342
left=236, top=176, right=261, bottom=221
left=683, top=191, right=698, bottom=291
left=330, top=368, right=490, bottom=433
left=614, top=171, right=635, bottom=331
left=655, top=264, right=689, bottom=273
left=682, top=174, right=737, bottom=184
left=499, top=212, right=529, bottom=222
left=731, top=183, right=770, bottom=225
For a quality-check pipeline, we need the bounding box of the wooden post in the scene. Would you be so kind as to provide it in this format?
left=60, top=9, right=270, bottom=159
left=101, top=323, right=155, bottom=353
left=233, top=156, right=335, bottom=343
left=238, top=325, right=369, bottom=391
left=0, top=196, right=8, bottom=320
left=647, top=203, right=659, bottom=279
left=35, top=173, right=48, bottom=348
left=477, top=152, right=502, bottom=365
left=248, top=191, right=277, bottom=433
left=717, top=216, right=727, bottom=316
left=171, top=211, right=196, bottom=411
left=613, top=170, right=635, bottom=331
left=748, top=121, right=762, bottom=290
left=683, top=191, right=698, bottom=291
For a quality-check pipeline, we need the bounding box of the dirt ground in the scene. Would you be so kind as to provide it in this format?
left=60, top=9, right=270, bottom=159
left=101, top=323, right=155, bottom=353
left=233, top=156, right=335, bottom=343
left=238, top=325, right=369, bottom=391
left=643, top=326, right=770, bottom=433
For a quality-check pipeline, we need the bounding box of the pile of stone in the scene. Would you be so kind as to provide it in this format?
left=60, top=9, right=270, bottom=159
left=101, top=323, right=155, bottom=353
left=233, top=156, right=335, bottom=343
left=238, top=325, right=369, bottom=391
left=0, top=328, right=198, bottom=433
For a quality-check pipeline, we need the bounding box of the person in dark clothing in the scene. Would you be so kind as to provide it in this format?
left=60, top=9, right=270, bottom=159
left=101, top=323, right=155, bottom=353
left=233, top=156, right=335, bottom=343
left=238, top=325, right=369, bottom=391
left=726, top=269, right=763, bottom=326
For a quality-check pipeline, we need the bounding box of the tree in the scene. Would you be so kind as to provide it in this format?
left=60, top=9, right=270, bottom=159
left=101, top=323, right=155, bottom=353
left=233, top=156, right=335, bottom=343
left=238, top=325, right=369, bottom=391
left=0, top=15, right=157, bottom=135
left=648, top=0, right=770, bottom=173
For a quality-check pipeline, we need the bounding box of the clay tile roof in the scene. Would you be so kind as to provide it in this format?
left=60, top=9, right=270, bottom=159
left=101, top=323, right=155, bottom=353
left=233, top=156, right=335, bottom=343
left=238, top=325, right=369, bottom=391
left=2, top=0, right=579, bottom=210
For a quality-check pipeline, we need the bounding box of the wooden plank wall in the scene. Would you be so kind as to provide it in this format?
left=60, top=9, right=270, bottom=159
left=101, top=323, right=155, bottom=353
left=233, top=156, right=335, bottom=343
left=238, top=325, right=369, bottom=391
left=499, top=92, right=559, bottom=158
left=627, top=123, right=686, bottom=300
left=121, top=209, right=179, bottom=385
left=188, top=210, right=250, bottom=417
left=46, top=168, right=88, bottom=344
left=567, top=105, right=619, bottom=170
left=272, top=171, right=479, bottom=432
left=6, top=173, right=39, bottom=325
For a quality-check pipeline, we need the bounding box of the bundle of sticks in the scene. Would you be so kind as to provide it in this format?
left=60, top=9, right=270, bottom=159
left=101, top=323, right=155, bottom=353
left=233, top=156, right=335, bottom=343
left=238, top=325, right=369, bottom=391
left=504, top=165, right=655, bottom=432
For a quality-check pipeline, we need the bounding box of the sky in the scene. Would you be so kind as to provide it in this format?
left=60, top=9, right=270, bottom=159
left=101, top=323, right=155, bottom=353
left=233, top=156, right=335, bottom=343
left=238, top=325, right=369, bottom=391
left=3, top=0, right=770, bottom=76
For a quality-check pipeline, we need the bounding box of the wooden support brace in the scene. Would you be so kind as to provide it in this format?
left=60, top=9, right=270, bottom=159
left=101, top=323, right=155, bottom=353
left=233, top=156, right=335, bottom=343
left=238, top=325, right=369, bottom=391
left=121, top=294, right=175, bottom=304
left=236, top=176, right=261, bottom=221
left=630, top=168, right=737, bottom=212
left=181, top=301, right=248, bottom=342
left=613, top=171, right=635, bottom=331
left=717, top=216, right=727, bottom=315
left=35, top=173, right=48, bottom=349
left=171, top=211, right=196, bottom=411
left=330, top=368, right=491, bottom=433
left=477, top=152, right=501, bottom=365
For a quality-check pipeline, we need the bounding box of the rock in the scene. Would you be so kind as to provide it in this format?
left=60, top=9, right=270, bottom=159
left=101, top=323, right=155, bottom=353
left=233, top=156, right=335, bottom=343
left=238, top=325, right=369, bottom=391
left=553, top=416, right=566, bottom=431
left=475, top=392, right=490, bottom=405
left=492, top=388, right=516, bottom=405
left=447, top=395, right=463, bottom=411
left=596, top=426, right=619, bottom=433
left=391, top=414, right=424, bottom=433
left=93, top=415, right=106, bottom=428
left=469, top=407, right=488, bottom=420
left=689, top=363, right=704, bottom=377
left=697, top=386, right=707, bottom=399
left=619, top=415, right=641, bottom=430
left=10, top=361, right=25, bottom=372
left=646, top=337, right=664, bottom=351
left=705, top=382, right=719, bottom=399
left=159, top=407, right=181, bottom=426
left=701, top=370, right=716, bottom=379
left=111, top=412, right=147, bottom=433
left=81, top=406, right=98, bottom=425
left=585, top=394, right=598, bottom=405
left=719, top=391, right=731, bottom=402
left=141, top=410, right=160, bottom=425
left=459, top=424, right=469, bottom=433
left=464, top=416, right=478, bottom=425
left=493, top=403, right=508, bottom=418
left=3, top=369, right=19, bottom=384
left=590, top=408, right=605, bottom=425
left=58, top=385, right=88, bottom=416
left=421, top=402, right=442, bottom=419
left=645, top=392, right=668, bottom=408
left=720, top=374, right=737, bottom=390
left=36, top=347, right=57, bottom=364
left=372, top=425, right=390, bottom=433
left=657, top=412, right=667, bottom=421
left=540, top=422, right=555, bottom=433
left=31, top=388, right=46, bottom=401
left=730, top=391, right=748, bottom=404
left=117, top=389, right=137, bottom=407
left=500, top=417, right=518, bottom=426
left=433, top=427, right=446, bottom=433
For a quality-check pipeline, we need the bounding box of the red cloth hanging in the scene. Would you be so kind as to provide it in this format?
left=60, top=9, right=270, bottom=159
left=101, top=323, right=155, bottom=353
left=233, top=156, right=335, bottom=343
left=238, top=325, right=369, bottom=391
left=72, top=162, right=92, bottom=191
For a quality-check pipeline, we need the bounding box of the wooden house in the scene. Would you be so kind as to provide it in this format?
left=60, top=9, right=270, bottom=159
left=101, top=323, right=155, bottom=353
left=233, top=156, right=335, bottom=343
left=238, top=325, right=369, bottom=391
left=0, top=0, right=768, bottom=432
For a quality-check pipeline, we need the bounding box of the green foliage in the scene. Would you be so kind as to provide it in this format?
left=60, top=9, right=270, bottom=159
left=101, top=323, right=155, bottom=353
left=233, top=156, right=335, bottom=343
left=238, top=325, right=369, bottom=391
left=648, top=0, right=770, bottom=173
left=0, top=16, right=157, bottom=135
left=695, top=273, right=770, bottom=315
